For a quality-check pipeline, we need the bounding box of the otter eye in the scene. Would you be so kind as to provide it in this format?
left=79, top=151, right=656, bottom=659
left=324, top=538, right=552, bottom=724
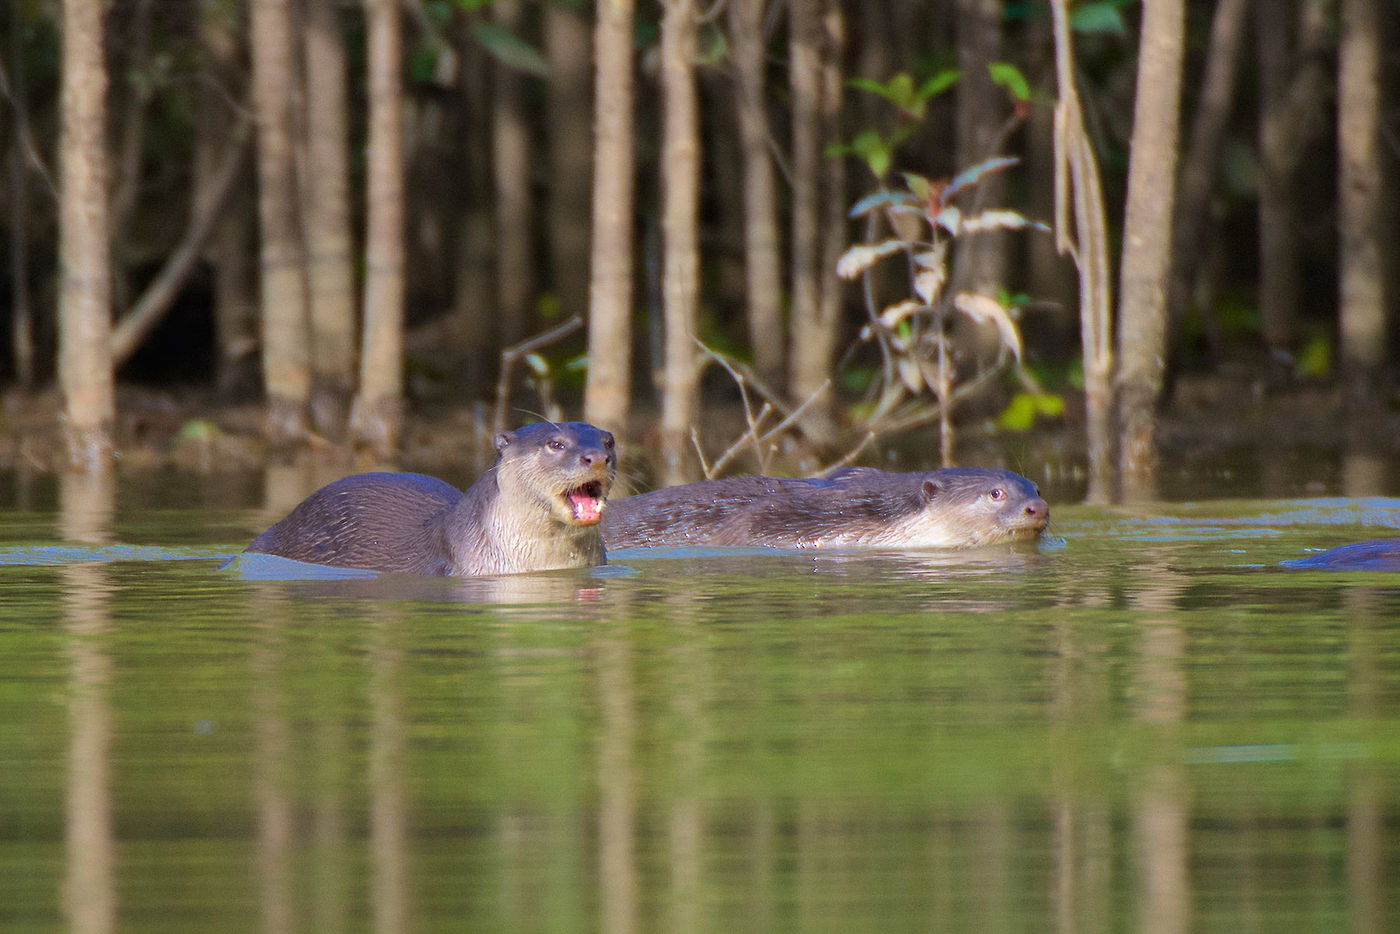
left=603, top=436, right=615, bottom=450
left=548, top=438, right=567, bottom=452
left=989, top=488, right=1006, bottom=501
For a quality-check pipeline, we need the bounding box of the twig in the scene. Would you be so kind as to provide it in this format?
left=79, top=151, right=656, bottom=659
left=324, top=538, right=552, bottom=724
left=705, top=400, right=772, bottom=478
left=708, top=382, right=827, bottom=478
left=492, top=315, right=584, bottom=433
left=0, top=51, right=57, bottom=198
left=815, top=429, right=878, bottom=476
left=688, top=426, right=712, bottom=477
left=111, top=112, right=253, bottom=365
left=695, top=338, right=770, bottom=471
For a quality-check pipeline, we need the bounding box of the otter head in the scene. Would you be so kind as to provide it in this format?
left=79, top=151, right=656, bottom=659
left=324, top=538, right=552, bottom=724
left=915, top=469, right=1049, bottom=546
left=494, top=422, right=617, bottom=527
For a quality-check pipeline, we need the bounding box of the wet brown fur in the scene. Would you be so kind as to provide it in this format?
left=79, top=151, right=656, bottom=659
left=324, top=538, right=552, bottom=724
left=247, top=422, right=616, bottom=575
left=604, top=467, right=1048, bottom=551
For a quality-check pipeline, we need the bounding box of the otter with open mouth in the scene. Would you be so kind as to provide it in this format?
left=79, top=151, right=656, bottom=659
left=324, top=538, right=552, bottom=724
left=245, top=422, right=616, bottom=575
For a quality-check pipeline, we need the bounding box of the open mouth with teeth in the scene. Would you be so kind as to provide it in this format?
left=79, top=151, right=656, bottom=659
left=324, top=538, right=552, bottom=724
left=564, top=481, right=608, bottom=524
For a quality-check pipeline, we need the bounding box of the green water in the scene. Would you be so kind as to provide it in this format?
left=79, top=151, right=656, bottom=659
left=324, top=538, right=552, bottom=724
left=1, top=483, right=1398, bottom=933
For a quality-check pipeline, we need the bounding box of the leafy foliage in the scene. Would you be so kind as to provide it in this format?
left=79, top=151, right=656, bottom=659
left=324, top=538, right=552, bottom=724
left=828, top=67, right=1060, bottom=462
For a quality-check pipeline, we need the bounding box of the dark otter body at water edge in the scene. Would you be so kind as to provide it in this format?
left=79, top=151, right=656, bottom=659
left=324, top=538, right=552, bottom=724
left=247, top=422, right=616, bottom=575
left=1282, top=538, right=1400, bottom=571
left=604, top=467, right=1048, bottom=550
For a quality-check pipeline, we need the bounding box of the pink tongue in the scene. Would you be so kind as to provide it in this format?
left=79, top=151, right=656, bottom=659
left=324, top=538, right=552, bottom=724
left=568, top=490, right=603, bottom=524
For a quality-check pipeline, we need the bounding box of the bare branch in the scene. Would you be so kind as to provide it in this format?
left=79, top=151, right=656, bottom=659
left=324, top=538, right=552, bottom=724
left=111, top=113, right=254, bottom=365
left=492, top=314, right=584, bottom=433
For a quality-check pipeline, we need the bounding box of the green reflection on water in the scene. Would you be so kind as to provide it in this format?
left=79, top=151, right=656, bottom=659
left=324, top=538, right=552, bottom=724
left=0, top=499, right=1397, bottom=933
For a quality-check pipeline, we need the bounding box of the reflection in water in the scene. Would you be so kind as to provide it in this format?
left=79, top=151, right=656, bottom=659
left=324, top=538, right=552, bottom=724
left=370, top=608, right=411, bottom=934
left=252, top=591, right=293, bottom=934
left=61, top=468, right=116, bottom=934
left=667, top=595, right=704, bottom=934
left=1347, top=588, right=1384, bottom=934
left=8, top=492, right=1399, bottom=931
left=1132, top=565, right=1190, bottom=934
left=596, top=625, right=638, bottom=934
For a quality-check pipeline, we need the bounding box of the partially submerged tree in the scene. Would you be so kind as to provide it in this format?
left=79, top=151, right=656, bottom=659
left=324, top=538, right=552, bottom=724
left=57, top=0, right=115, bottom=468
left=657, top=0, right=702, bottom=484
left=351, top=0, right=407, bottom=456
left=1115, top=0, right=1186, bottom=498
left=583, top=0, right=638, bottom=436
left=249, top=0, right=312, bottom=444
left=1336, top=0, right=1389, bottom=402
left=785, top=0, right=839, bottom=437
left=1048, top=0, right=1114, bottom=501
left=302, top=0, right=358, bottom=430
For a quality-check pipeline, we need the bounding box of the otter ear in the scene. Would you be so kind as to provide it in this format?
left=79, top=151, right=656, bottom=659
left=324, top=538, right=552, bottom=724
left=494, top=431, right=516, bottom=453
left=920, top=478, right=944, bottom=502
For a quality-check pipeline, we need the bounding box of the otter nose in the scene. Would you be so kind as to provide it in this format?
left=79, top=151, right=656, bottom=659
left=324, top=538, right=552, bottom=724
left=1024, top=498, right=1048, bottom=520
left=579, top=450, right=607, bottom=468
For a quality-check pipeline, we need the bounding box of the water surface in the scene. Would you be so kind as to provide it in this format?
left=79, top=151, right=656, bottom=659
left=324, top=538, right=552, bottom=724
left=1, top=481, right=1397, bottom=933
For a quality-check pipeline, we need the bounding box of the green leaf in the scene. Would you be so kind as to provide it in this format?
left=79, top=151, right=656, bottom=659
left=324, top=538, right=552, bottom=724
left=847, top=76, right=892, bottom=97
left=1293, top=334, right=1332, bottom=378
left=524, top=353, right=551, bottom=377
left=997, top=392, right=1066, bottom=431
left=902, top=172, right=932, bottom=202
left=997, top=393, right=1038, bottom=431
left=988, top=62, right=1031, bottom=102
left=848, top=72, right=928, bottom=119
left=917, top=69, right=962, bottom=101
left=888, top=73, right=916, bottom=105
left=471, top=21, right=550, bottom=77
left=868, top=148, right=892, bottom=180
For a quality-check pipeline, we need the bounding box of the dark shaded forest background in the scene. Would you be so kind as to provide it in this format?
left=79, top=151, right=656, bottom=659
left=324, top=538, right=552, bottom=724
left=1, top=0, right=1397, bottom=498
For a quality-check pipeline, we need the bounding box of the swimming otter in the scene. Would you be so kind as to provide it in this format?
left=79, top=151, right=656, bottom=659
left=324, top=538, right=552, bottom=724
left=1282, top=538, right=1400, bottom=571
left=246, top=422, right=616, bottom=575
left=603, top=467, right=1048, bottom=550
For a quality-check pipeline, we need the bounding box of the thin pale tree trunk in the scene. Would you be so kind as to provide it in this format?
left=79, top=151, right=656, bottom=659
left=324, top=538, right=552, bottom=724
left=658, top=0, right=702, bottom=485
left=1336, top=0, right=1388, bottom=399
left=302, top=0, right=358, bottom=430
left=352, top=0, right=407, bottom=455
left=59, top=0, right=116, bottom=469
left=728, top=0, right=785, bottom=388
left=250, top=0, right=312, bottom=443
left=493, top=0, right=534, bottom=347
left=546, top=2, right=594, bottom=326
left=583, top=0, right=637, bottom=436
left=786, top=0, right=832, bottom=432
left=1115, top=0, right=1186, bottom=499
left=1049, top=0, right=1114, bottom=503
left=1166, top=0, right=1249, bottom=346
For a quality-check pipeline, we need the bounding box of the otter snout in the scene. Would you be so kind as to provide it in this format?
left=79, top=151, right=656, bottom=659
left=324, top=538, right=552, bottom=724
left=579, top=449, right=611, bottom=470
left=1023, top=496, right=1049, bottom=526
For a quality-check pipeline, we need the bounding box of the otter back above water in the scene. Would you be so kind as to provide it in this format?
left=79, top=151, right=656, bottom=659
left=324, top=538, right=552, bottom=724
left=1282, top=538, right=1400, bottom=571
left=246, top=422, right=616, bottom=576
left=604, top=466, right=1049, bottom=551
